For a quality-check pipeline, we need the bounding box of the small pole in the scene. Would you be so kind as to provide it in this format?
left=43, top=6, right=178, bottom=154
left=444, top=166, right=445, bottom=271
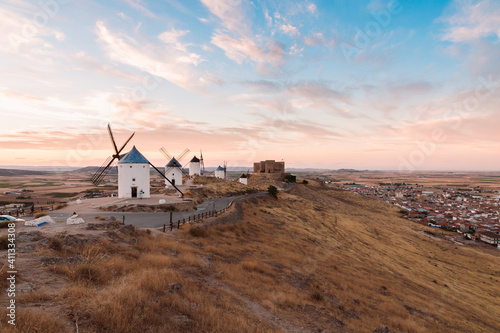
left=163, top=224, right=166, bottom=232
left=122, top=215, right=125, bottom=224
left=170, top=220, right=173, bottom=231
left=170, top=211, right=173, bottom=225
left=177, top=220, right=180, bottom=229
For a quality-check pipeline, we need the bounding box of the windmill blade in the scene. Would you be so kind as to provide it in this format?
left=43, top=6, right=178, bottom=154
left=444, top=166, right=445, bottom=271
left=117, top=132, right=135, bottom=156
left=91, top=156, right=112, bottom=183
left=200, top=149, right=205, bottom=172
left=149, top=162, right=184, bottom=197
left=91, top=156, right=116, bottom=185
left=160, top=147, right=173, bottom=160
left=107, top=123, right=119, bottom=156
left=177, top=148, right=190, bottom=162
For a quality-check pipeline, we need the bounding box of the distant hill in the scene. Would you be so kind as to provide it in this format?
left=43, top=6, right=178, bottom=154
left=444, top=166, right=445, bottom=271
left=0, top=168, right=50, bottom=176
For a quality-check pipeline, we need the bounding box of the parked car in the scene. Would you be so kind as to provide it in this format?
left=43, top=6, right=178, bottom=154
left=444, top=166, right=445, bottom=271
left=0, top=215, right=25, bottom=223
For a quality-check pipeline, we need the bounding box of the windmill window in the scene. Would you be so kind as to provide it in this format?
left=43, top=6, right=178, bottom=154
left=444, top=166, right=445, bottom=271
left=132, top=178, right=136, bottom=182
left=130, top=166, right=132, bottom=168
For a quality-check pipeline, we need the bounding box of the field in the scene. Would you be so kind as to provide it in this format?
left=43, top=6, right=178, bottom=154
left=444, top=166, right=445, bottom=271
left=319, top=170, right=500, bottom=191
left=0, top=179, right=498, bottom=332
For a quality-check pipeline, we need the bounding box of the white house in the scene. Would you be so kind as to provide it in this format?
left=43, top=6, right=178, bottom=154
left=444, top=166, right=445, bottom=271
left=165, top=157, right=183, bottom=187
left=118, top=146, right=150, bottom=198
left=215, top=165, right=225, bottom=179
left=239, top=174, right=248, bottom=185
left=189, top=156, right=201, bottom=177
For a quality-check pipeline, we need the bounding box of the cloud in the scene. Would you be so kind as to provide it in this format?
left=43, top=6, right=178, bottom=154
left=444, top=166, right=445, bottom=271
left=0, top=5, right=65, bottom=53
left=158, top=28, right=190, bottom=45
left=304, top=32, right=334, bottom=47
left=124, top=0, right=156, bottom=18
left=286, top=81, right=352, bottom=116
left=96, top=21, right=205, bottom=91
left=72, top=51, right=144, bottom=82
left=280, top=23, right=300, bottom=36
left=307, top=3, right=317, bottom=14
left=441, top=0, right=500, bottom=42
left=211, top=31, right=285, bottom=66
left=200, top=0, right=250, bottom=35
left=201, top=0, right=287, bottom=72
left=389, top=81, right=434, bottom=96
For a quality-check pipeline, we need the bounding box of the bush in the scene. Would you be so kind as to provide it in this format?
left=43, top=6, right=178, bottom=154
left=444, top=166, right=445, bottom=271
left=48, top=237, right=63, bottom=252
left=34, top=212, right=48, bottom=218
left=189, top=225, right=207, bottom=237
left=54, top=204, right=67, bottom=210
left=302, top=180, right=309, bottom=185
left=267, top=185, right=278, bottom=199
left=0, top=235, right=8, bottom=250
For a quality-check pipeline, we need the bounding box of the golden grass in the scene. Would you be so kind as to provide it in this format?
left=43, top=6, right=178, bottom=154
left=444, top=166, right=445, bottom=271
left=3, top=182, right=499, bottom=332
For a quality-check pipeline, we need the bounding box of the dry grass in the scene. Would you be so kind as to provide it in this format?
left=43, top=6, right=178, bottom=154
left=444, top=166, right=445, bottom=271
left=34, top=212, right=48, bottom=218
left=1, top=182, right=499, bottom=332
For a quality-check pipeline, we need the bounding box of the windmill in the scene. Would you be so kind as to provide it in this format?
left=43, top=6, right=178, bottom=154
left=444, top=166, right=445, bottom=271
left=91, top=124, right=135, bottom=186
left=200, top=149, right=205, bottom=173
left=214, top=161, right=227, bottom=179
left=160, top=147, right=190, bottom=187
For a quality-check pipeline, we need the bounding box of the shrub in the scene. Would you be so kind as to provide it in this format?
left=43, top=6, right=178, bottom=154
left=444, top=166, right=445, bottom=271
left=73, top=263, right=106, bottom=285
left=267, top=185, right=278, bottom=199
left=189, top=225, right=207, bottom=237
left=0, top=221, right=12, bottom=229
left=48, top=237, right=63, bottom=252
left=34, top=212, right=48, bottom=218
left=0, top=235, right=8, bottom=250
left=302, top=180, right=309, bottom=185
left=54, top=204, right=67, bottom=210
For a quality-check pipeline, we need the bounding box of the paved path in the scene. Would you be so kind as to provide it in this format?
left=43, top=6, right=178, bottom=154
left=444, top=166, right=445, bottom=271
left=49, top=192, right=265, bottom=228
left=48, top=183, right=294, bottom=228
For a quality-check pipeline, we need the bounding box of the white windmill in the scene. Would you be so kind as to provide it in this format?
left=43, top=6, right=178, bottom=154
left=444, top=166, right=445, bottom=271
left=91, top=124, right=184, bottom=198
left=189, top=155, right=201, bottom=177
left=214, top=162, right=227, bottom=179
left=160, top=147, right=190, bottom=188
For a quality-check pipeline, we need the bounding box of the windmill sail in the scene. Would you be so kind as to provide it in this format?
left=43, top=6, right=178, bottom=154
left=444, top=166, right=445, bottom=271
left=91, top=156, right=113, bottom=185
left=149, top=162, right=183, bottom=197
left=91, top=123, right=135, bottom=186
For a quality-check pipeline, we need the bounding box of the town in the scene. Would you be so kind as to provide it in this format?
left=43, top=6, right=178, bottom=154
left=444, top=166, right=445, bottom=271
left=334, top=180, right=500, bottom=247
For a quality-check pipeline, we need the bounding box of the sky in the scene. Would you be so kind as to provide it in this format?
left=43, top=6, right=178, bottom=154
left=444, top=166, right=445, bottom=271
left=1, top=0, right=499, bottom=171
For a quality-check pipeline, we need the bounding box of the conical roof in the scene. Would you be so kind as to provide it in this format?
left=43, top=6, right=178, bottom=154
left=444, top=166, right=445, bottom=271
left=190, top=156, right=200, bottom=163
left=240, top=174, right=247, bottom=178
left=118, top=146, right=149, bottom=164
left=215, top=166, right=224, bottom=171
left=166, top=157, right=182, bottom=168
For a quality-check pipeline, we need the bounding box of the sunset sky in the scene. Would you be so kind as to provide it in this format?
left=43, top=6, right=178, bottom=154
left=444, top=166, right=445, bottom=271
left=1, top=0, right=499, bottom=170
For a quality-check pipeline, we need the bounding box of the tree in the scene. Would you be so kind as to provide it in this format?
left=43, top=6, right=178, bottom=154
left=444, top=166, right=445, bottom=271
left=267, top=185, right=278, bottom=199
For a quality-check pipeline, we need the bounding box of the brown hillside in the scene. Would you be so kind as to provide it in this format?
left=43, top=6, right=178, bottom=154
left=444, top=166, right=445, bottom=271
left=1, top=182, right=499, bottom=332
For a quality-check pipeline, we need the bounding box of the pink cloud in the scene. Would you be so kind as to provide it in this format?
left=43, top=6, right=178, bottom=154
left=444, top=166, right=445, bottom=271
left=441, top=0, right=500, bottom=42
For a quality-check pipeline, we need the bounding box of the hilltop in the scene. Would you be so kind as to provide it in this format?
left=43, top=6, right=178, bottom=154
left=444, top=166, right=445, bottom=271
left=0, top=181, right=499, bottom=332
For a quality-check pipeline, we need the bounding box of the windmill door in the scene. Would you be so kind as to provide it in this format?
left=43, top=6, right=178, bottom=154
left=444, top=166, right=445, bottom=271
left=131, top=187, right=138, bottom=198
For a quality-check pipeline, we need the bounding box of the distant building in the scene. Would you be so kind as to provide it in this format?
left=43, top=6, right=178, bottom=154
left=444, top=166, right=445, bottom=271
left=254, top=160, right=285, bottom=174
left=118, top=146, right=150, bottom=199
left=215, top=166, right=225, bottom=179
left=252, top=160, right=286, bottom=180
left=165, top=158, right=183, bottom=187
left=189, top=156, right=201, bottom=177
left=477, top=231, right=500, bottom=247
left=239, top=174, right=248, bottom=185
